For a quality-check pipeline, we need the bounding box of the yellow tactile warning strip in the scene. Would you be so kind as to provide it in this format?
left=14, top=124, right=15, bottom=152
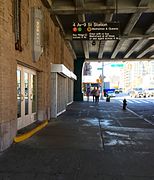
left=14, top=120, right=48, bottom=143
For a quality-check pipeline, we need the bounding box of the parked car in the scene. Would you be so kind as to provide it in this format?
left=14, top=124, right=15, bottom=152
left=143, top=88, right=154, bottom=97
left=107, top=91, right=116, bottom=97
left=149, top=88, right=154, bottom=96
left=129, top=88, right=144, bottom=98
left=104, top=88, right=116, bottom=97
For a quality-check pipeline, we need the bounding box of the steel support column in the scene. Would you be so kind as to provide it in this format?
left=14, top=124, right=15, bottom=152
left=74, top=58, right=84, bottom=101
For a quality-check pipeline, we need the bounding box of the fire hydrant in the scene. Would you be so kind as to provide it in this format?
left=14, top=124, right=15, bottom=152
left=123, top=98, right=127, bottom=110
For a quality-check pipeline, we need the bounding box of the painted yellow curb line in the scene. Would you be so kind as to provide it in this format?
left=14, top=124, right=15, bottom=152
left=14, top=120, right=48, bottom=143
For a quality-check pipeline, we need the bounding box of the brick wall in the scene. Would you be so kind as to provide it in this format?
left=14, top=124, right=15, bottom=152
left=0, top=0, right=17, bottom=151
left=0, top=0, right=74, bottom=151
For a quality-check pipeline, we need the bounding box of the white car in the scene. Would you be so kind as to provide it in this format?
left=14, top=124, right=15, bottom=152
left=107, top=92, right=116, bottom=97
left=129, top=88, right=144, bottom=98
left=143, top=88, right=154, bottom=97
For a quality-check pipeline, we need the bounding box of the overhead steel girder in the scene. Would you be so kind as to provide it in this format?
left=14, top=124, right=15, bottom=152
left=137, top=45, right=154, bottom=58
left=98, top=41, right=106, bottom=59
left=124, top=39, right=149, bottom=58
left=51, top=5, right=154, bottom=15
left=123, top=0, right=149, bottom=35
left=41, top=0, right=52, bottom=8
left=85, top=57, right=154, bottom=62
left=106, top=0, right=114, bottom=6
left=146, top=23, right=154, bottom=35
left=138, top=0, right=151, bottom=6
left=74, top=0, right=84, bottom=7
left=123, top=9, right=145, bottom=35
left=111, top=39, right=126, bottom=59
left=75, top=0, right=89, bottom=59
left=49, top=0, right=154, bottom=61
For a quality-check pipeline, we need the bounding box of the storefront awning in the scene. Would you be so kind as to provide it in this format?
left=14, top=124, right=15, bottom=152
left=51, top=64, right=77, bottom=80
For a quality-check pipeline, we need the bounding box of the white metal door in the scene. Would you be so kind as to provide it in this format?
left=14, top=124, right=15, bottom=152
left=17, top=65, right=37, bottom=130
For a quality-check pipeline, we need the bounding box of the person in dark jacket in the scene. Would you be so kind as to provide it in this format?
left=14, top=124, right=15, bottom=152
left=95, top=87, right=100, bottom=103
left=91, top=87, right=96, bottom=102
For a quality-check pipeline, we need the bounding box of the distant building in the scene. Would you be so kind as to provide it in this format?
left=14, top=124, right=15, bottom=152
left=83, top=62, right=92, bottom=76
left=123, top=60, right=154, bottom=91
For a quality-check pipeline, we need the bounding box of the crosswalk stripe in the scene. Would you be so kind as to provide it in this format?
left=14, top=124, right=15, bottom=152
left=118, top=100, right=134, bottom=103
left=118, top=99, right=154, bottom=104
left=146, top=100, right=154, bottom=103
left=138, top=100, right=149, bottom=103
left=126, top=100, right=133, bottom=103
left=119, top=100, right=135, bottom=104
left=131, top=100, right=141, bottom=103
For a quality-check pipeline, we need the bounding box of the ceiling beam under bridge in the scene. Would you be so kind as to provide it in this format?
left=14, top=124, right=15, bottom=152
left=85, top=58, right=154, bottom=62
left=145, top=23, right=154, bottom=35
left=75, top=0, right=90, bottom=59
left=106, top=0, right=114, bottom=6
left=105, top=13, right=113, bottom=22
left=74, top=0, right=84, bottom=7
left=150, top=54, right=154, bottom=58
left=111, top=39, right=126, bottom=59
left=82, top=41, right=89, bottom=59
left=137, top=45, right=154, bottom=58
left=123, top=9, right=144, bottom=35
left=41, top=0, right=52, bottom=8
left=51, top=2, right=154, bottom=15
left=105, top=0, right=114, bottom=22
left=123, top=0, right=149, bottom=35
left=98, top=41, right=106, bottom=59
left=78, top=13, right=89, bottom=59
left=124, top=39, right=149, bottom=58
left=138, top=0, right=151, bottom=6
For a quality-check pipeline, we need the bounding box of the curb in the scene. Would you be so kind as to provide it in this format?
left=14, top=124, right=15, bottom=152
left=14, top=120, right=48, bottom=143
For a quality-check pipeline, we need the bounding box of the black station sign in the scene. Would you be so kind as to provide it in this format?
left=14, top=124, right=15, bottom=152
left=72, top=22, right=119, bottom=40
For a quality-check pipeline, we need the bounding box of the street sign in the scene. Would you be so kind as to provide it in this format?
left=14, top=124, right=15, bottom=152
left=111, top=64, right=124, bottom=67
left=97, top=68, right=103, bottom=70
left=72, top=22, right=119, bottom=40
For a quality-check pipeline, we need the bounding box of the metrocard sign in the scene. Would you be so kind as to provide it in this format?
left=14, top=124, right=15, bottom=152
left=72, top=22, right=119, bottom=40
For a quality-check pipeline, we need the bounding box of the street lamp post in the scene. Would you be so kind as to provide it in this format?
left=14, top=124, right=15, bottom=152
left=100, top=62, right=105, bottom=100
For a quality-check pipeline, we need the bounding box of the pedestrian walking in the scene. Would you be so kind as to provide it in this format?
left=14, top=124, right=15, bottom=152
left=86, top=87, right=91, bottom=102
left=95, top=87, right=100, bottom=103
left=91, top=87, right=96, bottom=102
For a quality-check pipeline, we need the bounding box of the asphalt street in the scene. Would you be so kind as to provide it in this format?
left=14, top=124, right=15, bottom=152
left=0, top=100, right=154, bottom=180
left=113, top=96, right=154, bottom=124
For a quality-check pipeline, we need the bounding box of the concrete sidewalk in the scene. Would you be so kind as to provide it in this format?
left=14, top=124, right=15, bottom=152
left=0, top=101, right=154, bottom=180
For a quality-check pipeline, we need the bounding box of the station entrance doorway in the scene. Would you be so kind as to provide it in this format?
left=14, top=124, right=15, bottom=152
left=17, top=65, right=37, bottom=130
